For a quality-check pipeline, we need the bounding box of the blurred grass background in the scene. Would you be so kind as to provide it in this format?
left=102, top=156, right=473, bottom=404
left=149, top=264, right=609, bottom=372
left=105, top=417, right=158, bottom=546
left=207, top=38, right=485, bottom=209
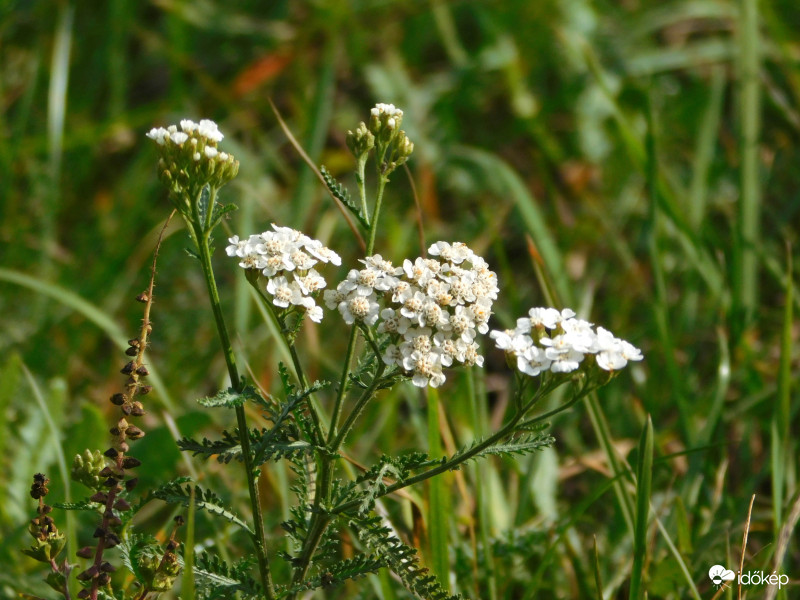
left=1, top=0, right=798, bottom=598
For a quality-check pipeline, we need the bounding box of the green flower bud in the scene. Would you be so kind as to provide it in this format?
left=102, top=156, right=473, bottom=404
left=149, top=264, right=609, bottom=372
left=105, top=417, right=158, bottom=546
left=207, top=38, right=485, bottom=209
left=71, top=449, right=108, bottom=491
left=346, top=122, right=375, bottom=159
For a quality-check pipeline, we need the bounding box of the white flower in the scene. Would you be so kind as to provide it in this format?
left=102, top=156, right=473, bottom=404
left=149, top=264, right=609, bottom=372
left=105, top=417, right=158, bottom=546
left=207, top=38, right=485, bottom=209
left=146, top=127, right=169, bottom=145
left=340, top=294, right=380, bottom=326
left=527, top=307, right=561, bottom=330
left=495, top=307, right=643, bottom=378
left=295, top=269, right=327, bottom=294
left=170, top=131, right=189, bottom=145
left=518, top=346, right=552, bottom=377
left=198, top=119, right=224, bottom=142
left=306, top=304, right=323, bottom=323
left=266, top=276, right=303, bottom=308
left=204, top=146, right=219, bottom=159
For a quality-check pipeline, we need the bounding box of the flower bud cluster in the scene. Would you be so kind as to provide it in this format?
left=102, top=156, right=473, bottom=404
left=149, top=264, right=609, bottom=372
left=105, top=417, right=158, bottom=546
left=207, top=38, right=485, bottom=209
left=347, top=103, right=413, bottom=175
left=324, top=242, right=499, bottom=388
left=226, top=224, right=342, bottom=323
left=146, top=119, right=239, bottom=206
left=490, top=307, right=643, bottom=377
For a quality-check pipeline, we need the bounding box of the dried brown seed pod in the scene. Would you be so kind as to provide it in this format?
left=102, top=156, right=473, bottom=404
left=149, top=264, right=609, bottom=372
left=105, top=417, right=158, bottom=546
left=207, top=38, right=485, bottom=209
left=136, top=292, right=149, bottom=303
left=120, top=361, right=136, bottom=375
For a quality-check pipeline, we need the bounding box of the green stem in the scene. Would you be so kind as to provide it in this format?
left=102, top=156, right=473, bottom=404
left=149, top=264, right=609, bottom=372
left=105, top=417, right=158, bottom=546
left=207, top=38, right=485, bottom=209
left=331, top=363, right=387, bottom=451
left=367, top=174, right=388, bottom=255
left=195, top=222, right=276, bottom=600
left=289, top=172, right=390, bottom=596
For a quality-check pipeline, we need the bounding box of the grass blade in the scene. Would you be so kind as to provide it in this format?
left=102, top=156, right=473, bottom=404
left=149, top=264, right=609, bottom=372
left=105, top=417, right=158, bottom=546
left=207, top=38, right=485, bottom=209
left=629, top=415, right=653, bottom=600
left=426, top=386, right=450, bottom=592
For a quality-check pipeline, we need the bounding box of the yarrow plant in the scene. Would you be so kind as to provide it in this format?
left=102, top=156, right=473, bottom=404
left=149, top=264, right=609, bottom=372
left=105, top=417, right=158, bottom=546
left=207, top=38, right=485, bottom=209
left=22, top=105, right=642, bottom=600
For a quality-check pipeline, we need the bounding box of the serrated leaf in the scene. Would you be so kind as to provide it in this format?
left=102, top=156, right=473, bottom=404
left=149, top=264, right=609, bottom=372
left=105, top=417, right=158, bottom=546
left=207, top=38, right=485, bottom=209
left=198, top=385, right=263, bottom=409
left=151, top=480, right=253, bottom=535
left=348, top=515, right=464, bottom=600
left=320, top=165, right=368, bottom=229
left=468, top=432, right=555, bottom=460
left=52, top=499, right=99, bottom=511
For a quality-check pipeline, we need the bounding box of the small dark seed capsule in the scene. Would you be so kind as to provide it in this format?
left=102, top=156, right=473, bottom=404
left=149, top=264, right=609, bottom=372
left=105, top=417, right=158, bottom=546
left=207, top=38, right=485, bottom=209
left=93, top=527, right=106, bottom=539
left=130, top=403, right=145, bottom=417
left=126, top=426, right=144, bottom=439
left=174, top=515, right=185, bottom=526
left=121, top=404, right=133, bottom=416
left=122, top=456, right=142, bottom=469
left=98, top=466, right=114, bottom=478
left=105, top=532, right=120, bottom=548
left=104, top=447, right=118, bottom=459
left=135, top=365, right=149, bottom=376
left=103, top=477, right=119, bottom=487
left=139, top=384, right=153, bottom=395
left=33, top=473, right=48, bottom=484
left=109, top=426, right=121, bottom=436
left=97, top=573, right=111, bottom=586
left=125, top=477, right=138, bottom=491
left=76, top=568, right=95, bottom=581
left=100, top=561, right=116, bottom=573
left=136, top=292, right=149, bottom=303
left=39, top=504, right=53, bottom=514
left=78, top=589, right=91, bottom=599
left=89, top=491, right=108, bottom=503
left=77, top=546, right=94, bottom=559
left=125, top=346, right=138, bottom=357
left=114, top=499, right=131, bottom=511
left=110, top=393, right=126, bottom=405
left=120, top=361, right=136, bottom=375
left=107, top=515, right=122, bottom=527
left=166, top=539, right=178, bottom=551
left=127, top=339, right=140, bottom=348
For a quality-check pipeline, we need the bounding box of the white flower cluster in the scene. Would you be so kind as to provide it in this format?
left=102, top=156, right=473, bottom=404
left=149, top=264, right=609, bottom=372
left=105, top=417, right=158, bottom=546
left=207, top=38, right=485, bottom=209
left=370, top=103, right=404, bottom=130
left=324, top=242, right=499, bottom=388
left=226, top=225, right=341, bottom=323
left=147, top=119, right=227, bottom=149
left=490, top=307, right=643, bottom=376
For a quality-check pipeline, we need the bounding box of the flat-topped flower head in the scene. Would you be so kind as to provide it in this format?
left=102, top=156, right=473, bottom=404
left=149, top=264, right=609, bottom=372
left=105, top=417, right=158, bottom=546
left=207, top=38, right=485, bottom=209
left=492, top=307, right=643, bottom=378
left=227, top=224, right=340, bottom=324
left=147, top=118, right=239, bottom=205
left=327, top=242, right=498, bottom=388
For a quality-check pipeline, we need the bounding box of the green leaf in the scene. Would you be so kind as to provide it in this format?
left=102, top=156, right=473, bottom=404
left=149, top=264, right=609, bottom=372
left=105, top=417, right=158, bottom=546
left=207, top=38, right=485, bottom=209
left=320, top=165, right=369, bottom=229
left=348, top=515, right=463, bottom=600
left=458, top=432, right=555, bottom=462
left=151, top=479, right=254, bottom=535
left=198, top=385, right=263, bottom=409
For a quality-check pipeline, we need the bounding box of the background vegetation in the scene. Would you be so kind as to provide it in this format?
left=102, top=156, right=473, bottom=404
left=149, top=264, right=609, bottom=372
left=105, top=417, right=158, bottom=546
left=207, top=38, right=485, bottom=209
left=1, top=0, right=798, bottom=598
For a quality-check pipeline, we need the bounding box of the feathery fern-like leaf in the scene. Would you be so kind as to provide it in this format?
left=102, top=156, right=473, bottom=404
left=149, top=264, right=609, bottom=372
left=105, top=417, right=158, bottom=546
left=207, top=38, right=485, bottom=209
left=320, top=165, right=368, bottom=228
left=349, top=515, right=464, bottom=600
left=151, top=479, right=253, bottom=535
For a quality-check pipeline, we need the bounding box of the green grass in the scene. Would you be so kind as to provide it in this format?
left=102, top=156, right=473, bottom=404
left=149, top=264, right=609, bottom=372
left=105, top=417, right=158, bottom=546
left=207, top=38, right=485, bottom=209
left=1, top=1, right=798, bottom=598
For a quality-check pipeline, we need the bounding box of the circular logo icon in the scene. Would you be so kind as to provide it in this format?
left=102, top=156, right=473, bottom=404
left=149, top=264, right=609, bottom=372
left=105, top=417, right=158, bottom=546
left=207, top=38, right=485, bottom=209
left=708, top=565, right=735, bottom=585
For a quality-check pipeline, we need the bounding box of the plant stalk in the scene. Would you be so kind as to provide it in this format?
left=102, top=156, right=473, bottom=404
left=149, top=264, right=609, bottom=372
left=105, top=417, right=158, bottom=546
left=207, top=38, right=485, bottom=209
left=195, top=221, right=276, bottom=600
